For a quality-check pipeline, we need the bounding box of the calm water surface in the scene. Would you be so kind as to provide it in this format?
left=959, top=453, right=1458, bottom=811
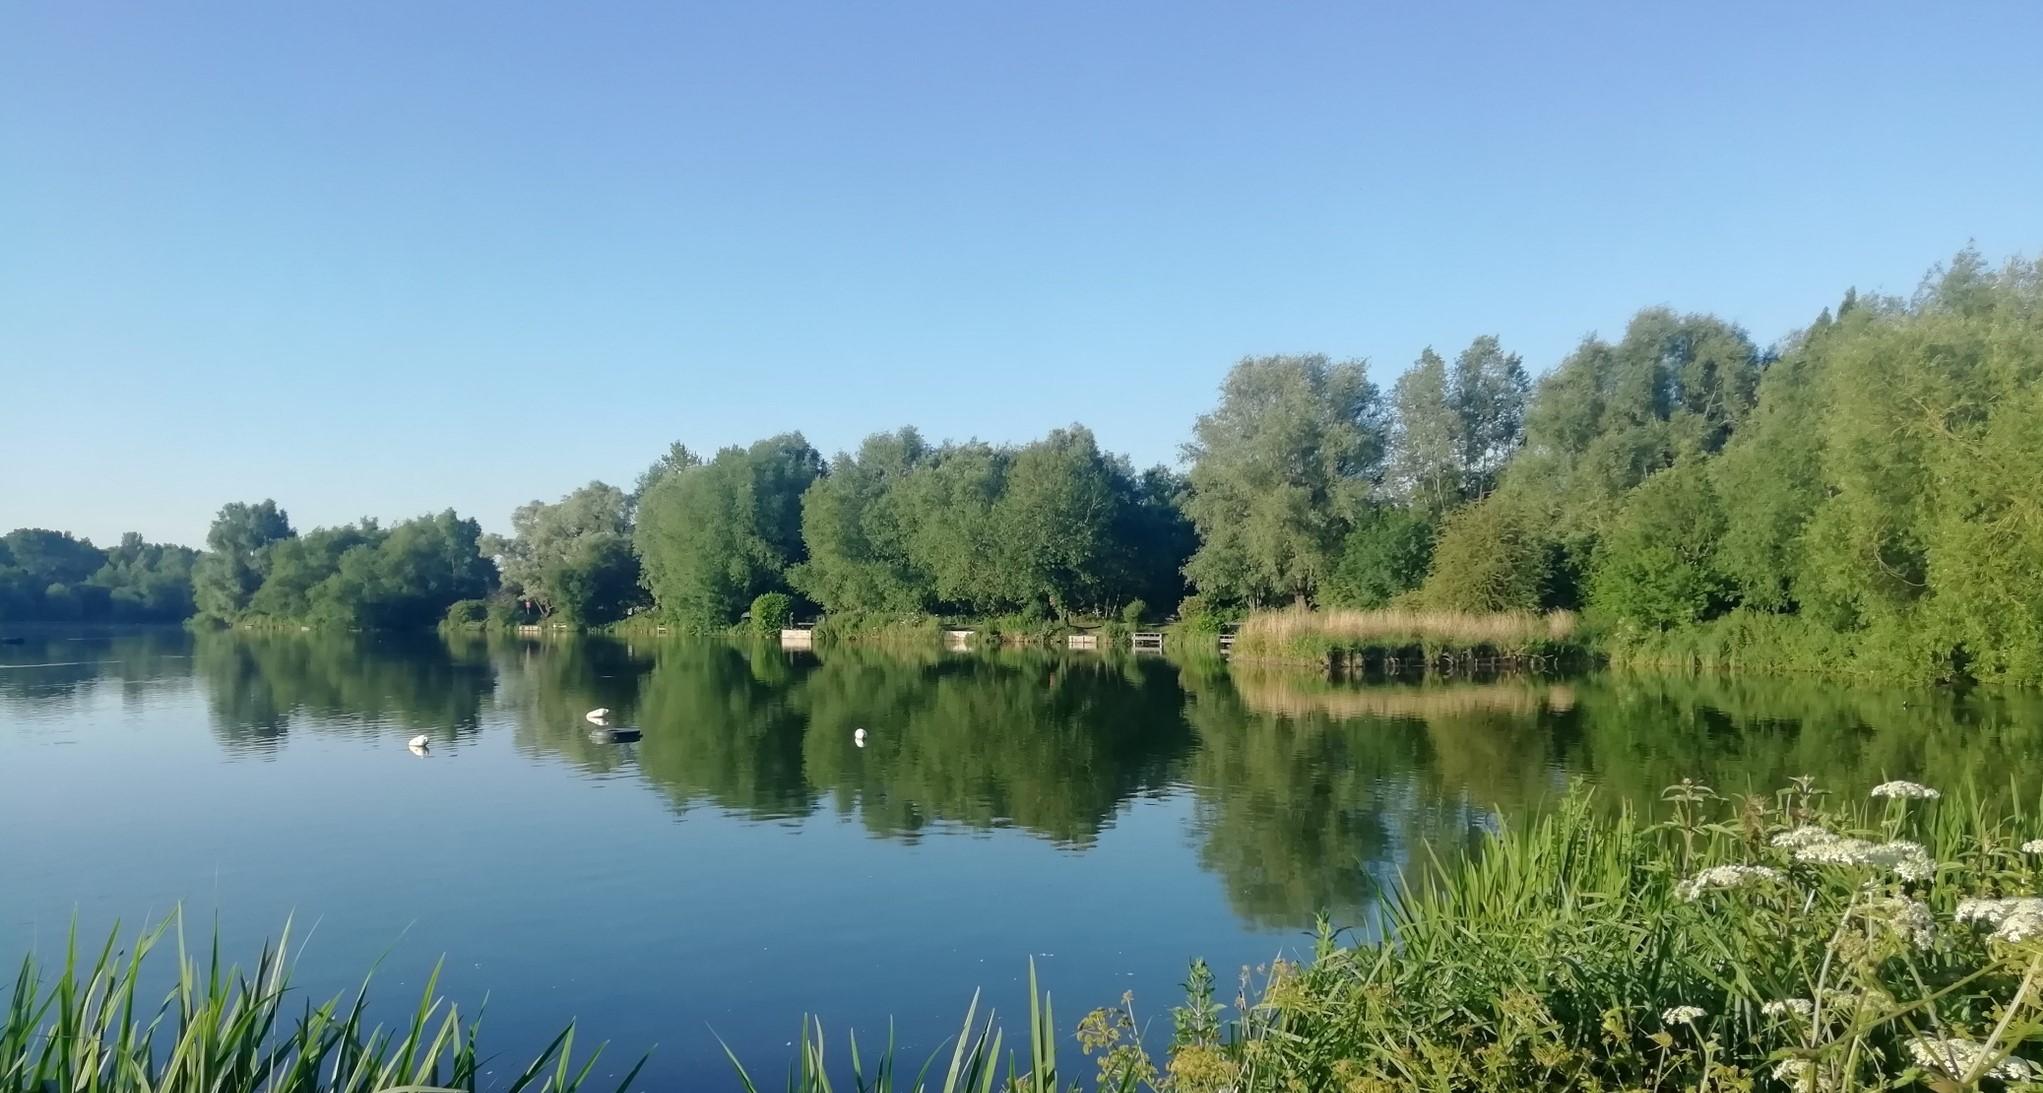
left=4, top=629, right=2039, bottom=1085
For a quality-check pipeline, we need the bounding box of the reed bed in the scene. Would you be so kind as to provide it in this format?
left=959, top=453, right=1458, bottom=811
left=1230, top=605, right=1581, bottom=664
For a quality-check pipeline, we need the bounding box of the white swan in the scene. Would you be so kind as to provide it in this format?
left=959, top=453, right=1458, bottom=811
left=853, top=727, right=868, bottom=748
left=584, top=708, right=611, bottom=724
left=407, top=734, right=430, bottom=755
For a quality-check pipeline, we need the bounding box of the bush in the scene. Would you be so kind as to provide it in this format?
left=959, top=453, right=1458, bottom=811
left=1417, top=497, right=1551, bottom=613
left=1119, top=599, right=1148, bottom=625
left=441, top=598, right=488, bottom=629
left=749, top=591, right=795, bottom=634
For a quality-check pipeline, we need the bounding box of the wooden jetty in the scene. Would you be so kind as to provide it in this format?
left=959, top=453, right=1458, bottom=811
left=944, top=629, right=976, bottom=650
left=779, top=626, right=815, bottom=650
left=1131, top=631, right=1165, bottom=653
left=1066, top=633, right=1099, bottom=651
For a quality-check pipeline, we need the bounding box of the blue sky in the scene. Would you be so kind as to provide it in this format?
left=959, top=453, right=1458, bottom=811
left=5, top=2, right=2041, bottom=547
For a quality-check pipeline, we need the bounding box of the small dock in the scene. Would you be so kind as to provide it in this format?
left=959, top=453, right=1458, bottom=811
left=779, top=626, right=815, bottom=650
left=944, top=629, right=976, bottom=650
left=1217, top=630, right=1237, bottom=654
left=1131, top=631, right=1165, bottom=654
left=1066, top=633, right=1099, bottom=651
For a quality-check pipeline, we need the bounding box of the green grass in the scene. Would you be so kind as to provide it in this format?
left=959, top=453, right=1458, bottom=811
left=1, top=915, right=639, bottom=1093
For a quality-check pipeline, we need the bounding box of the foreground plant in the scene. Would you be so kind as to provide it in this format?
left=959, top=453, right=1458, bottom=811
left=1070, top=778, right=2043, bottom=1091
left=0, top=915, right=637, bottom=1093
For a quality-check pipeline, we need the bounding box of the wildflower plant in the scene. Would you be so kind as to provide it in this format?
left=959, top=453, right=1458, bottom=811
left=1086, top=778, right=2043, bottom=1092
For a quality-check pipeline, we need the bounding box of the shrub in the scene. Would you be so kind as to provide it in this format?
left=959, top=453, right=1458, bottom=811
left=1417, top=497, right=1551, bottom=613
left=441, top=598, right=488, bottom=629
left=1120, top=599, right=1148, bottom=625
left=749, top=591, right=795, bottom=634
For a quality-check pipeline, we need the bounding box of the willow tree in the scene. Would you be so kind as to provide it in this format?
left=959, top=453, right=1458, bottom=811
left=1182, top=354, right=1386, bottom=607
left=633, top=433, right=822, bottom=631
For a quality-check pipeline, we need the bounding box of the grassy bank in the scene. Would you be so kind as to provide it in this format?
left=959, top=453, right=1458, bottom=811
left=19, top=780, right=2038, bottom=1091
left=1221, top=605, right=1584, bottom=668
left=749, top=779, right=2043, bottom=1091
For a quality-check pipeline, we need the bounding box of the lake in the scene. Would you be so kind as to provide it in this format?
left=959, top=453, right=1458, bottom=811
left=3, top=628, right=2038, bottom=1086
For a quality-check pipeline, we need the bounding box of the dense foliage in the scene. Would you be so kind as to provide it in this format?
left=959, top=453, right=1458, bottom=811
left=0, top=528, right=197, bottom=621
left=191, top=503, right=495, bottom=629
left=8, top=248, right=2039, bottom=674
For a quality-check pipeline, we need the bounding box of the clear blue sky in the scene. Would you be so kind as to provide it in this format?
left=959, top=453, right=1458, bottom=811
left=5, top=2, right=2041, bottom=547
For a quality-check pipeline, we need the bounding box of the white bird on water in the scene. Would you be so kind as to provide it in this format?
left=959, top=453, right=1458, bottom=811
left=407, top=734, right=430, bottom=755
left=854, top=727, right=868, bottom=748
left=584, top=708, right=611, bottom=725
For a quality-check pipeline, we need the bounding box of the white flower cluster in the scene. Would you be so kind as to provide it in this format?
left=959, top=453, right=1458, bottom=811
left=1661, top=1005, right=1704, bottom=1026
left=1870, top=780, right=1940, bottom=800
left=1761, top=998, right=1815, bottom=1021
left=1862, top=895, right=1936, bottom=950
left=1770, top=825, right=1837, bottom=849
left=1905, top=1036, right=2035, bottom=1081
left=2022, top=838, right=2043, bottom=854
left=1677, top=864, right=1784, bottom=901
left=1956, top=897, right=2043, bottom=943
left=1791, top=835, right=1935, bottom=881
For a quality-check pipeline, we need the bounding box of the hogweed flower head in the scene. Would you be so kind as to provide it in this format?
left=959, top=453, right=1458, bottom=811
left=1906, top=1036, right=2035, bottom=1082
left=1792, top=835, right=1934, bottom=881
left=1870, top=780, right=1940, bottom=800
left=1771, top=825, right=1836, bottom=849
left=1761, top=998, right=1815, bottom=1021
left=1677, top=864, right=1784, bottom=901
left=2022, top=838, right=2043, bottom=855
left=1957, top=897, right=2043, bottom=944
left=1861, top=895, right=1936, bottom=950
left=1661, top=1005, right=1704, bottom=1026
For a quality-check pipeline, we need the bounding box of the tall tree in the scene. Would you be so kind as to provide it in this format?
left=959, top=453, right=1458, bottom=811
left=481, top=482, right=639, bottom=623
left=633, top=433, right=822, bottom=630
left=1451, top=335, right=1529, bottom=499
left=1182, top=355, right=1386, bottom=606
left=193, top=500, right=295, bottom=624
left=1384, top=349, right=1463, bottom=516
left=792, top=427, right=932, bottom=616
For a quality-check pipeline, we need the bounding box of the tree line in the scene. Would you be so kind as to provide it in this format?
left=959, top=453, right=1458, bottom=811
left=0, top=529, right=198, bottom=622
left=4, top=248, right=2037, bottom=683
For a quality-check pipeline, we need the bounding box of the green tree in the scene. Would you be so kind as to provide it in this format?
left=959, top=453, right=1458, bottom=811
left=1451, top=334, right=1529, bottom=500
left=1587, top=463, right=1731, bottom=630
left=193, top=501, right=295, bottom=624
left=791, top=427, right=932, bottom=616
left=633, top=433, right=822, bottom=630
left=1384, top=349, right=1463, bottom=516
left=89, top=533, right=200, bottom=621
left=993, top=425, right=1122, bottom=617
left=1417, top=497, right=1550, bottom=613
left=481, top=482, right=639, bottom=624
left=1322, top=507, right=1434, bottom=609
left=1183, top=354, right=1386, bottom=606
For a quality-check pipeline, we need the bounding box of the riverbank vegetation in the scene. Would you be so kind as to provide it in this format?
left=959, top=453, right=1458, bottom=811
left=17, top=780, right=2043, bottom=1091
left=1226, top=605, right=1580, bottom=665
left=1, top=917, right=635, bottom=1093
left=6, top=248, right=2041, bottom=684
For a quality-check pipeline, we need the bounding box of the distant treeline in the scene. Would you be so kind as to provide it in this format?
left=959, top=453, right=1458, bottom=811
left=0, top=530, right=197, bottom=622
left=5, top=249, right=2039, bottom=683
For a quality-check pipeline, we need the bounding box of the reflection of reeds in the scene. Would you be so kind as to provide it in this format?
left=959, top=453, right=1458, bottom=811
left=1231, top=669, right=1577, bottom=720
left=1236, top=606, right=1579, bottom=659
